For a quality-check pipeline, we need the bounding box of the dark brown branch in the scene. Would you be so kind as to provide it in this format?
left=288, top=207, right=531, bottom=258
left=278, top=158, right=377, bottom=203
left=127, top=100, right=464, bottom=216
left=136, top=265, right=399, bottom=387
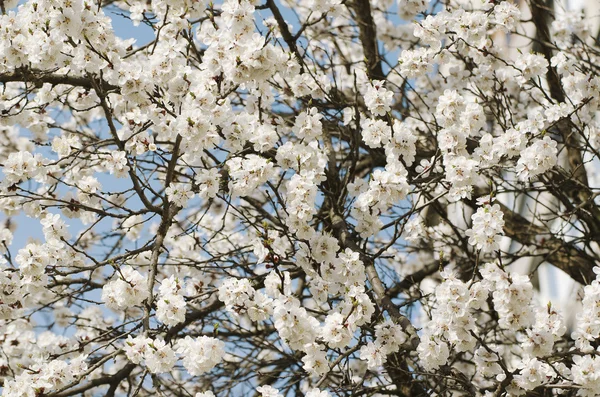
left=266, top=0, right=304, bottom=68
left=347, top=0, right=385, bottom=81
left=500, top=200, right=596, bottom=285
left=50, top=364, right=136, bottom=397
left=0, top=68, right=118, bottom=91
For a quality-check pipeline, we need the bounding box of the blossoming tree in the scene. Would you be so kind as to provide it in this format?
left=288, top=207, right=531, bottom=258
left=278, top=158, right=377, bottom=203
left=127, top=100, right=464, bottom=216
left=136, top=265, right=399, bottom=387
left=1, top=0, right=600, bottom=395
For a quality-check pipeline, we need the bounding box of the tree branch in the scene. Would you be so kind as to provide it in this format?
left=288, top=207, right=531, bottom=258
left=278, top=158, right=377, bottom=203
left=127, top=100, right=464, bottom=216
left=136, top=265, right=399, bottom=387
left=0, top=68, right=117, bottom=91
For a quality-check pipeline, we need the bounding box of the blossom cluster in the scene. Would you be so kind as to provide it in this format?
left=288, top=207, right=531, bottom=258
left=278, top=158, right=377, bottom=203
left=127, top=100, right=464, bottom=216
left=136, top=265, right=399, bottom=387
left=0, top=0, right=598, bottom=395
left=466, top=197, right=505, bottom=253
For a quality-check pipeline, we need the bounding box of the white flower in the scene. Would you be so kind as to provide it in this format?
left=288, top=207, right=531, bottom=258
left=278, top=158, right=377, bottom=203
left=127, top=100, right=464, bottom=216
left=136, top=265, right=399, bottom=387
left=309, top=233, right=339, bottom=265
left=104, top=151, right=130, bottom=178
left=196, top=392, right=216, bottom=397
left=436, top=90, right=465, bottom=128
left=465, top=203, right=505, bottom=252
left=176, top=336, right=225, bottom=376
left=250, top=123, right=278, bottom=152
left=156, top=276, right=186, bottom=327
left=375, top=320, right=407, bottom=354
left=385, top=120, right=418, bottom=166
left=165, top=182, right=195, bottom=207
left=3, top=151, right=44, bottom=184
left=227, top=155, right=275, bottom=198
left=360, top=341, right=386, bottom=369
left=0, top=228, right=13, bottom=254
left=124, top=335, right=176, bottom=374
left=145, top=338, right=177, bottom=374
left=364, top=80, right=393, bottom=116
left=482, top=262, right=535, bottom=331
left=571, top=355, right=600, bottom=395
left=122, top=215, right=143, bottom=241
left=272, top=296, right=320, bottom=350
left=474, top=346, right=503, bottom=379
left=343, top=107, right=355, bottom=126
left=493, top=1, right=521, bottom=30
left=515, top=53, right=549, bottom=84
left=417, top=338, right=450, bottom=371
left=306, top=389, right=330, bottom=397
left=444, top=155, right=478, bottom=201
left=301, top=343, right=329, bottom=376
left=129, top=3, right=146, bottom=26
left=257, top=385, right=283, bottom=397
left=124, top=335, right=152, bottom=364
left=218, top=278, right=255, bottom=315
left=513, top=358, right=556, bottom=391
left=397, top=0, right=429, bottom=19
left=101, top=266, right=149, bottom=311
left=195, top=168, right=221, bottom=199
left=293, top=107, right=323, bottom=140
left=321, top=313, right=353, bottom=348
left=247, top=291, right=274, bottom=322
left=41, top=213, right=71, bottom=240
left=516, top=136, right=558, bottom=180
left=361, top=118, right=392, bottom=148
